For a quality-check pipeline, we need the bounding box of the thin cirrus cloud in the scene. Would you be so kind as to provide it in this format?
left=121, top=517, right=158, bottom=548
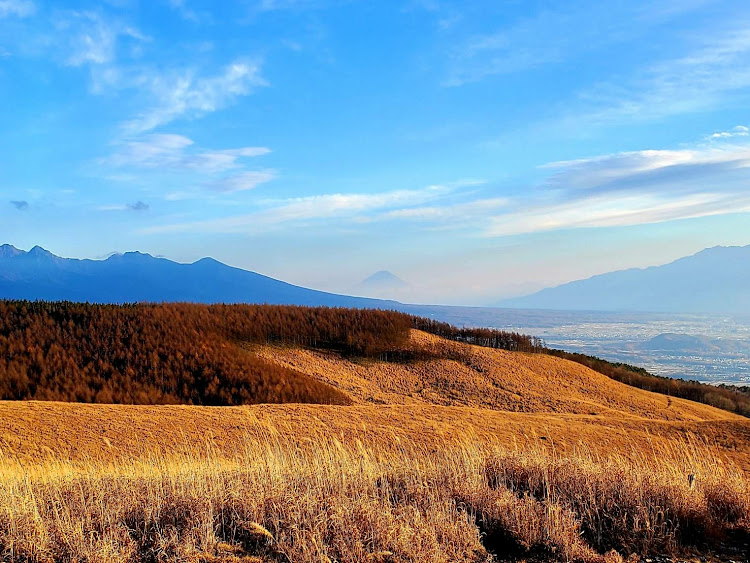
left=60, top=11, right=150, bottom=67
left=447, top=7, right=750, bottom=133
left=140, top=136, right=750, bottom=239
left=566, top=24, right=750, bottom=127
left=540, top=141, right=750, bottom=195
left=166, top=0, right=202, bottom=23
left=121, top=61, right=267, bottom=134
left=0, top=0, right=35, bottom=18
left=2, top=7, right=262, bottom=136
left=382, top=197, right=509, bottom=230
left=141, top=184, right=455, bottom=234
left=103, top=133, right=275, bottom=195
left=50, top=12, right=264, bottom=133
left=97, top=201, right=150, bottom=212
left=442, top=1, right=708, bottom=86
left=106, top=133, right=271, bottom=174
left=486, top=192, right=750, bottom=237
left=485, top=139, right=750, bottom=237
left=204, top=170, right=277, bottom=193
left=6, top=6, right=272, bottom=201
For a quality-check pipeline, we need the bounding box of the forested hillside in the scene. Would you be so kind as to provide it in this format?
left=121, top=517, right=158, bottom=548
left=0, top=302, right=374, bottom=405
left=1, top=300, right=748, bottom=416
left=0, top=301, right=542, bottom=405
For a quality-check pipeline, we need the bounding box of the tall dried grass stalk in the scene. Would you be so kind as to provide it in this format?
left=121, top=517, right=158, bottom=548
left=0, top=428, right=747, bottom=563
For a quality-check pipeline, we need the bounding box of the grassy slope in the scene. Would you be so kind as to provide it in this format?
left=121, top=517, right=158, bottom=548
left=3, top=401, right=749, bottom=469
left=257, top=331, right=738, bottom=422
left=2, top=331, right=749, bottom=562
left=2, top=331, right=748, bottom=469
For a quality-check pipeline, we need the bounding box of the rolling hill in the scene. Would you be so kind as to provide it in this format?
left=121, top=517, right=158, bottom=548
left=3, top=322, right=748, bottom=467
left=1, top=304, right=749, bottom=563
left=638, top=333, right=750, bottom=355
left=500, top=244, right=750, bottom=313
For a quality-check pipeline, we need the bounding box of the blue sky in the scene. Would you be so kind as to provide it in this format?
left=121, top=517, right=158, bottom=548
left=2, top=0, right=750, bottom=304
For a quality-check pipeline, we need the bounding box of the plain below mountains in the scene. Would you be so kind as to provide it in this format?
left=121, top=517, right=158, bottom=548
left=500, top=244, right=750, bottom=314
left=0, top=244, right=397, bottom=307
left=638, top=333, right=750, bottom=355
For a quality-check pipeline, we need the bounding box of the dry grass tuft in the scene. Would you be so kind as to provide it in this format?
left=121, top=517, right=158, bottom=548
left=481, top=443, right=750, bottom=556
left=0, top=429, right=747, bottom=563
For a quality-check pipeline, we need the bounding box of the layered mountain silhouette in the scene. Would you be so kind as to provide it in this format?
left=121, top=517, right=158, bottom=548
left=5, top=244, right=749, bottom=314
left=500, top=245, right=750, bottom=313
left=0, top=245, right=398, bottom=307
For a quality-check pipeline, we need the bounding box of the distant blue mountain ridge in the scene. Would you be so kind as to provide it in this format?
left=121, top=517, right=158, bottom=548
left=0, top=245, right=399, bottom=308
left=3, top=244, right=749, bottom=314
left=499, top=244, right=750, bottom=314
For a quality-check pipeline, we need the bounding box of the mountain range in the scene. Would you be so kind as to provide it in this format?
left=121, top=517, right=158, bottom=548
left=0, top=245, right=396, bottom=308
left=500, top=245, right=750, bottom=313
left=3, top=244, right=750, bottom=314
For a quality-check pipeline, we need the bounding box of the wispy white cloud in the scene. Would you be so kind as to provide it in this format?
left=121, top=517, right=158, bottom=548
left=485, top=140, right=750, bottom=236
left=3, top=6, right=258, bottom=133
left=707, top=125, right=749, bottom=140
left=445, top=5, right=750, bottom=132
left=0, top=0, right=35, bottom=18
left=106, top=133, right=270, bottom=173
left=58, top=11, right=150, bottom=67
left=97, top=201, right=150, bottom=212
left=486, top=191, right=750, bottom=237
left=263, top=188, right=448, bottom=221
left=254, top=0, right=338, bottom=12
left=133, top=136, right=750, bottom=239
left=121, top=60, right=266, bottom=133
left=442, top=1, right=710, bottom=86
left=141, top=184, right=454, bottom=234
left=1, top=4, right=264, bottom=167
left=568, top=25, right=750, bottom=126
left=167, top=0, right=200, bottom=23
left=102, top=133, right=275, bottom=195
left=540, top=145, right=750, bottom=194
left=205, top=170, right=277, bottom=193
left=17, top=10, right=262, bottom=132
left=382, top=197, right=508, bottom=226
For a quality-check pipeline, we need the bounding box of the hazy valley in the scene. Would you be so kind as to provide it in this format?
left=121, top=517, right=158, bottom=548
left=405, top=307, right=750, bottom=385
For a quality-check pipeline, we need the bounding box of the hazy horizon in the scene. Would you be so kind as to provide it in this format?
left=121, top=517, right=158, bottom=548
left=4, top=0, right=750, bottom=304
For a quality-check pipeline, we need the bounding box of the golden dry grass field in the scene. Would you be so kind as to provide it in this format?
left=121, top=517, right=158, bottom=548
left=1, top=331, right=749, bottom=562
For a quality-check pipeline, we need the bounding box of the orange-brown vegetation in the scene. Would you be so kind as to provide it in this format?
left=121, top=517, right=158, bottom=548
left=1, top=302, right=749, bottom=562
left=2, top=301, right=747, bottom=418
left=411, top=316, right=750, bottom=417
left=0, top=301, right=410, bottom=405
left=543, top=349, right=750, bottom=417
left=257, top=331, right=741, bottom=423
left=1, top=404, right=748, bottom=563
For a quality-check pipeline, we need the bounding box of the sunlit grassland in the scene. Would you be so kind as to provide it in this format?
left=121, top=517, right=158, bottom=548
left=1, top=423, right=747, bottom=563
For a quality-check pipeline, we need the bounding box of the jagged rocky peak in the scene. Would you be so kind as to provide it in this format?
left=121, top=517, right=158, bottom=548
left=0, top=244, right=23, bottom=259
left=28, top=245, right=56, bottom=258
